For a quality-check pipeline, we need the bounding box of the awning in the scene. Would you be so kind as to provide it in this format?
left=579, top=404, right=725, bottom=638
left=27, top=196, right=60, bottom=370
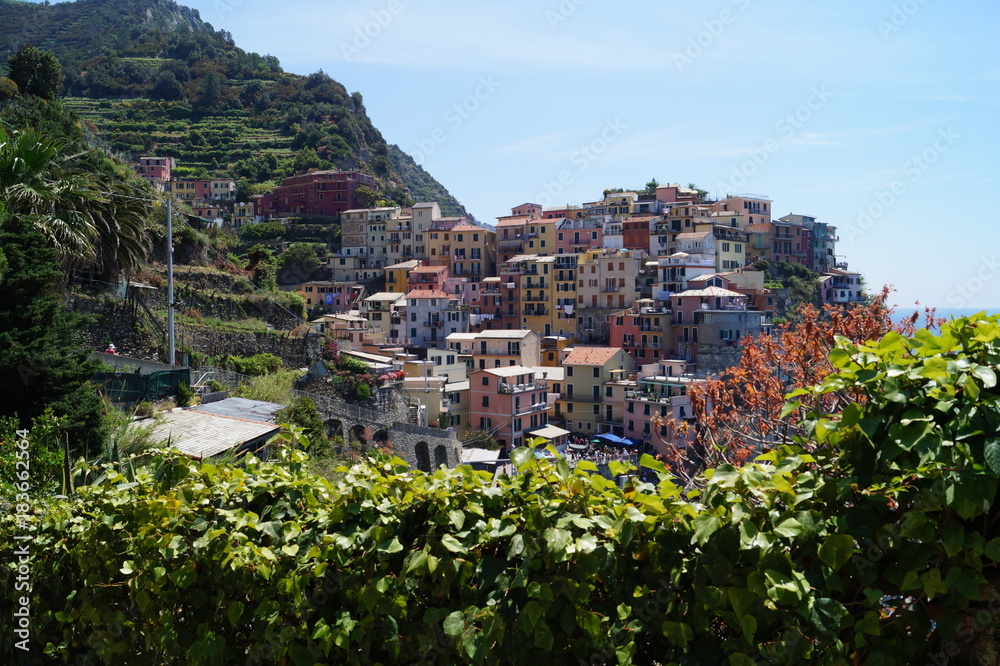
left=527, top=425, right=571, bottom=441
left=569, top=442, right=590, bottom=451
left=595, top=432, right=625, bottom=444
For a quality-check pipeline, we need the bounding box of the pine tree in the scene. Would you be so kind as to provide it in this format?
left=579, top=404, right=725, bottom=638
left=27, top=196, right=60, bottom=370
left=0, top=207, right=106, bottom=457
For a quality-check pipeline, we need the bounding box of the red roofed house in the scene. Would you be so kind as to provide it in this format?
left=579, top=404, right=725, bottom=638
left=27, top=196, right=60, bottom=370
left=561, top=346, right=636, bottom=436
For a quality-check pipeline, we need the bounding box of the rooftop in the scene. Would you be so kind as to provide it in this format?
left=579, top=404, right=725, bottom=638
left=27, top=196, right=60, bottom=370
left=145, top=400, right=283, bottom=460
left=386, top=260, right=421, bottom=270
left=563, top=346, right=623, bottom=367
left=404, top=289, right=456, bottom=300
left=483, top=365, right=539, bottom=378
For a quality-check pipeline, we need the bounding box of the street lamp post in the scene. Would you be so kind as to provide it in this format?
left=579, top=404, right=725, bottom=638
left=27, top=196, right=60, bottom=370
left=166, top=197, right=175, bottom=366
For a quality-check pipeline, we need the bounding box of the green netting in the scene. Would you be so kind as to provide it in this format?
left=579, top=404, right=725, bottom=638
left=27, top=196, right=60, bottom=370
left=94, top=369, right=191, bottom=404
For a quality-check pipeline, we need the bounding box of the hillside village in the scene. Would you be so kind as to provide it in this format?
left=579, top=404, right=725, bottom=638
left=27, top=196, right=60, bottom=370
left=132, top=158, right=864, bottom=462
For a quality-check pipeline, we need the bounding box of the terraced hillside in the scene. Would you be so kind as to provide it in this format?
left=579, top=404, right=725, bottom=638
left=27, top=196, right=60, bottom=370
left=0, top=0, right=468, bottom=216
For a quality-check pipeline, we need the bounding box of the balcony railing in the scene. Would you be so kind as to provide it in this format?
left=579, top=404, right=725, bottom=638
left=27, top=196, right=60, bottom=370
left=475, top=348, right=521, bottom=356
left=523, top=309, right=548, bottom=317
left=601, top=285, right=621, bottom=293
left=499, top=381, right=548, bottom=394
left=514, top=402, right=549, bottom=416
left=625, top=390, right=673, bottom=404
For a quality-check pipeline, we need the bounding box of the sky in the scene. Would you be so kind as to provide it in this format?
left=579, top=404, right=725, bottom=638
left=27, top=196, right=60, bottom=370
left=39, top=0, right=1000, bottom=309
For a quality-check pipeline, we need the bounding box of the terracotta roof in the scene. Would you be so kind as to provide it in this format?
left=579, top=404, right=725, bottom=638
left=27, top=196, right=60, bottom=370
left=675, top=286, right=745, bottom=298
left=496, top=216, right=531, bottom=227
left=675, top=231, right=712, bottom=240
left=411, top=264, right=447, bottom=273
left=451, top=223, right=487, bottom=232
left=563, top=346, right=623, bottom=367
left=405, top=289, right=455, bottom=300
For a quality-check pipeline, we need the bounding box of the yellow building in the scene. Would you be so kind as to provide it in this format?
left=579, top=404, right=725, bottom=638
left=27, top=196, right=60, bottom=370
left=385, top=260, right=420, bottom=293
left=561, top=346, right=636, bottom=435
left=522, top=219, right=556, bottom=256
left=427, top=222, right=497, bottom=279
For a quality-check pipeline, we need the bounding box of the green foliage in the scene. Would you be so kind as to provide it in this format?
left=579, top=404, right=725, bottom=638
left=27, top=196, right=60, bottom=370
left=0, top=210, right=107, bottom=458
left=4, top=317, right=1000, bottom=662
left=240, top=220, right=284, bottom=242
left=224, top=353, right=283, bottom=377
left=232, top=369, right=299, bottom=404
left=0, top=410, right=65, bottom=499
left=175, top=382, right=193, bottom=407
left=274, top=397, right=329, bottom=453
left=6, top=45, right=63, bottom=100
left=0, top=76, right=17, bottom=101
left=354, top=383, right=371, bottom=401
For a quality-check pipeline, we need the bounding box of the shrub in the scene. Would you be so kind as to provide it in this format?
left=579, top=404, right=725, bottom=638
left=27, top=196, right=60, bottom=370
left=175, top=382, right=194, bottom=407
left=225, top=353, right=283, bottom=376
left=135, top=402, right=154, bottom=418
left=354, top=383, right=371, bottom=401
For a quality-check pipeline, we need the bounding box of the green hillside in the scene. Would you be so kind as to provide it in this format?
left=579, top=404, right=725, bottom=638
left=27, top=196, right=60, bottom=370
left=0, top=0, right=469, bottom=216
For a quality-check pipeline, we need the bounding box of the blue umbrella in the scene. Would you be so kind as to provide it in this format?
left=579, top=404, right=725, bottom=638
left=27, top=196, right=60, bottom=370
left=595, top=432, right=624, bottom=444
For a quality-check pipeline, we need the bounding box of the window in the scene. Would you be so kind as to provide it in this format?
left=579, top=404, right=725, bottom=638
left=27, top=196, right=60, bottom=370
left=606, top=386, right=612, bottom=397
left=566, top=366, right=574, bottom=377
left=593, top=367, right=600, bottom=378
left=482, top=376, right=489, bottom=386
left=482, top=396, right=490, bottom=407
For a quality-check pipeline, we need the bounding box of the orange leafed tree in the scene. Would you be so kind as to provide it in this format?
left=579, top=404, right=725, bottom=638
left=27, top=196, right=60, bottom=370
left=654, top=287, right=943, bottom=485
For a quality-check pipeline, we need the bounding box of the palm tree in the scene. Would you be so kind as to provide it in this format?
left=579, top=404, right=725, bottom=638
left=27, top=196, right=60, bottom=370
left=0, top=126, right=152, bottom=279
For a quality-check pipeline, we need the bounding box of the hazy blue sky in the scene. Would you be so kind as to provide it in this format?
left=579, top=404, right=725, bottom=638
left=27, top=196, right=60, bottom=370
left=43, top=0, right=1000, bottom=309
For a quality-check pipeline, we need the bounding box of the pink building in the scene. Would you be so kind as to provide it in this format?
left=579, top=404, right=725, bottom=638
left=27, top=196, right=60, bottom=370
left=555, top=218, right=604, bottom=254
left=469, top=366, right=553, bottom=452
left=624, top=360, right=702, bottom=456
left=134, top=156, right=174, bottom=186
left=510, top=203, right=543, bottom=217
left=407, top=264, right=450, bottom=292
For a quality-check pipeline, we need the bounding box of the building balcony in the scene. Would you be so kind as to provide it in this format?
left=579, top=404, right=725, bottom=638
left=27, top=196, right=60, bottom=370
left=601, top=285, right=621, bottom=293
left=523, top=309, right=549, bottom=317
left=475, top=348, right=521, bottom=356
left=499, top=381, right=549, bottom=394
left=522, top=295, right=549, bottom=302
left=514, top=402, right=549, bottom=417
left=625, top=390, right=674, bottom=404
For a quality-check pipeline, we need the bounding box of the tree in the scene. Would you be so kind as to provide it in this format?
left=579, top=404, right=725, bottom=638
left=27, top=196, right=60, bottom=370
left=277, top=243, right=321, bottom=285
left=654, top=287, right=942, bottom=485
left=151, top=70, right=183, bottom=101
left=196, top=71, right=223, bottom=109
left=245, top=243, right=277, bottom=292
left=0, top=207, right=106, bottom=457
left=7, top=45, right=63, bottom=100
left=355, top=185, right=386, bottom=209
left=0, top=77, right=17, bottom=102
left=643, top=178, right=659, bottom=195
left=0, top=126, right=153, bottom=279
